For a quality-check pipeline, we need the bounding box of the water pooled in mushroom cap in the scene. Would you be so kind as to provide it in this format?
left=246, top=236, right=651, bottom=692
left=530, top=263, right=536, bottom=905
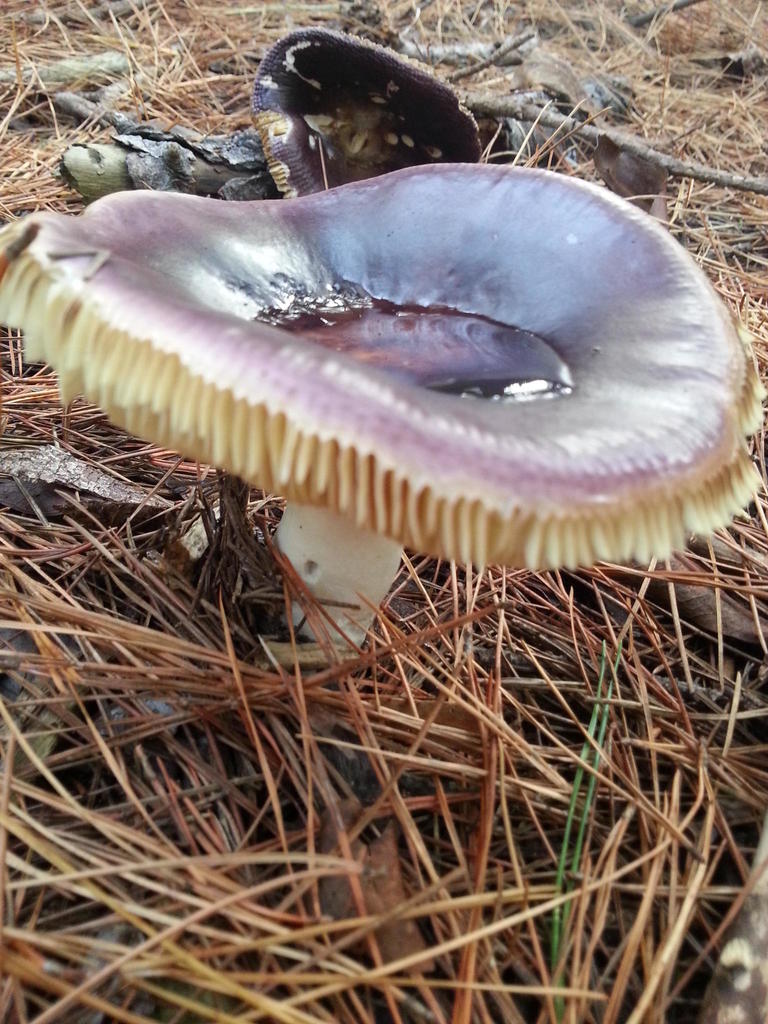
left=257, top=294, right=573, bottom=402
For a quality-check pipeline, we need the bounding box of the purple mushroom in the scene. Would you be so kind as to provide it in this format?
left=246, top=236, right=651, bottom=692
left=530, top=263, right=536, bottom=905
left=252, top=28, right=481, bottom=196
left=0, top=165, right=762, bottom=642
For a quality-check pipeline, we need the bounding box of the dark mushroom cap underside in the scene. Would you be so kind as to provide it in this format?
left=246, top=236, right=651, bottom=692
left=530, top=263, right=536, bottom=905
left=253, top=28, right=481, bottom=195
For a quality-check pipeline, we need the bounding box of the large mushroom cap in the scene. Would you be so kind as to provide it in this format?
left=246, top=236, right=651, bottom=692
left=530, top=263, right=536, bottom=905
left=0, top=165, right=762, bottom=567
left=252, top=28, right=481, bottom=196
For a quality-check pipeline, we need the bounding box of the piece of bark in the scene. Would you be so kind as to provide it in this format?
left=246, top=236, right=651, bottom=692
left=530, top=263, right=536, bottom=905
left=700, top=812, right=768, bottom=1023
left=0, top=446, right=170, bottom=519
left=60, top=128, right=275, bottom=204
left=53, top=92, right=275, bottom=203
left=485, top=116, right=556, bottom=163
left=318, top=798, right=435, bottom=970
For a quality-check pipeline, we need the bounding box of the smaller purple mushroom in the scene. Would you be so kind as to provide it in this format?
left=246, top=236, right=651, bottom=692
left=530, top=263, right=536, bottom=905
left=252, top=28, right=481, bottom=196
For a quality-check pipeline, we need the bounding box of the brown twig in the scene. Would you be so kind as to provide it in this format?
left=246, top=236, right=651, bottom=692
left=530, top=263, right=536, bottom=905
left=52, top=89, right=136, bottom=130
left=467, top=93, right=768, bottom=195
left=446, top=29, right=535, bottom=83
left=627, top=0, right=707, bottom=30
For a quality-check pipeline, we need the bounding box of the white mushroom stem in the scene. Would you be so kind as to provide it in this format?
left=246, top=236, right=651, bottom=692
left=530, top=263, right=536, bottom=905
left=275, top=503, right=403, bottom=646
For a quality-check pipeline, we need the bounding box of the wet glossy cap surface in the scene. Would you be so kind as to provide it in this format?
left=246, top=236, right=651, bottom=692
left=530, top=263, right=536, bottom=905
left=0, top=165, right=761, bottom=567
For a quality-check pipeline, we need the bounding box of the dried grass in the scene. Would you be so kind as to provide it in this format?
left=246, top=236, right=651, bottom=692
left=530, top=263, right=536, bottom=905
left=1, top=1, right=767, bottom=1022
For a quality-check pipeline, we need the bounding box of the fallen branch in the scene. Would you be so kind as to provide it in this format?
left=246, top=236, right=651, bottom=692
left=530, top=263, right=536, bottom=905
left=53, top=92, right=274, bottom=203
left=466, top=93, right=768, bottom=196
left=52, top=89, right=137, bottom=131
left=0, top=51, right=129, bottom=85
left=446, top=30, right=536, bottom=83
left=397, top=37, right=523, bottom=66
left=627, top=0, right=706, bottom=30
left=53, top=86, right=768, bottom=201
left=18, top=0, right=148, bottom=25
left=0, top=446, right=170, bottom=517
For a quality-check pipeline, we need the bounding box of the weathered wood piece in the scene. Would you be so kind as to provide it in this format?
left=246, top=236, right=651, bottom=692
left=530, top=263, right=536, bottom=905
left=699, top=812, right=768, bottom=1024
left=0, top=51, right=129, bottom=85
left=55, top=93, right=276, bottom=203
